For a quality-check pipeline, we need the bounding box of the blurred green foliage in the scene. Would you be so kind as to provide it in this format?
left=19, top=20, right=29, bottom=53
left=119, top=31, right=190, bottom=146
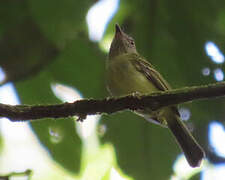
left=1, top=0, right=225, bottom=179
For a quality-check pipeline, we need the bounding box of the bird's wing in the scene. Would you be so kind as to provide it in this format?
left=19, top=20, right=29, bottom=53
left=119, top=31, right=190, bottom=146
left=130, top=54, right=171, bottom=91
left=129, top=53, right=180, bottom=115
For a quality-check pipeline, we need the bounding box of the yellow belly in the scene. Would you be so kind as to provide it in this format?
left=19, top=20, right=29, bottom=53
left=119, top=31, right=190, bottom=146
left=106, top=57, right=158, bottom=96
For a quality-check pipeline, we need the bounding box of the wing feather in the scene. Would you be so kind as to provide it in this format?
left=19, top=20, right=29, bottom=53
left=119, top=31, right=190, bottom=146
left=128, top=53, right=180, bottom=116
left=130, top=55, right=171, bottom=91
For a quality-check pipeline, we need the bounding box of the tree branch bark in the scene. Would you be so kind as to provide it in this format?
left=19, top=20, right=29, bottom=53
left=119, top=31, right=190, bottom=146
left=0, top=82, right=225, bottom=122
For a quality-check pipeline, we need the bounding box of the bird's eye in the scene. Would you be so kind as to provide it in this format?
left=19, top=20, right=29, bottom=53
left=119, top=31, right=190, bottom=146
left=130, top=40, right=135, bottom=45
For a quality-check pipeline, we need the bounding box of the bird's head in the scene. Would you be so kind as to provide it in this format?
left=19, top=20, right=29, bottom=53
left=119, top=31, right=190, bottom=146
left=109, top=24, right=137, bottom=59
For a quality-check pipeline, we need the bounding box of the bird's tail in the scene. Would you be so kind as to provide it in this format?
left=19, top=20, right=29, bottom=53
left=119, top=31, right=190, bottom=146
left=166, top=110, right=205, bottom=167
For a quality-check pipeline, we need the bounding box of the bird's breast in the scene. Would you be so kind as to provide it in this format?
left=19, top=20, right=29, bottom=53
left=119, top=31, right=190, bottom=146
left=106, top=57, right=158, bottom=96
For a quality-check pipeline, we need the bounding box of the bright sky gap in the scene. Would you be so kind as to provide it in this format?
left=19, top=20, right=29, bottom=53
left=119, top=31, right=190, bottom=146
left=214, top=68, right=224, bottom=81
left=86, top=0, right=120, bottom=42
left=205, top=41, right=224, bottom=64
left=209, top=121, right=225, bottom=157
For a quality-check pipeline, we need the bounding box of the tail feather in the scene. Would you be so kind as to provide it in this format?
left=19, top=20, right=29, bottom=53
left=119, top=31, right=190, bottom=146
left=166, top=113, right=205, bottom=167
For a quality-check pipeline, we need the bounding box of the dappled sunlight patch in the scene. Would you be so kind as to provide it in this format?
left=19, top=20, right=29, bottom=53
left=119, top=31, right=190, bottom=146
left=172, top=154, right=204, bottom=180
left=201, top=164, right=225, bottom=180
left=51, top=83, right=83, bottom=103
left=48, top=126, right=64, bottom=144
left=0, top=67, right=6, bottom=84
left=0, top=83, right=77, bottom=180
left=209, top=121, right=225, bottom=157
left=205, top=41, right=224, bottom=64
left=202, top=67, right=210, bottom=76
left=179, top=107, right=191, bottom=121
left=110, top=167, right=133, bottom=180
left=213, top=68, right=224, bottom=82
left=99, top=34, right=114, bottom=53
left=86, top=0, right=120, bottom=42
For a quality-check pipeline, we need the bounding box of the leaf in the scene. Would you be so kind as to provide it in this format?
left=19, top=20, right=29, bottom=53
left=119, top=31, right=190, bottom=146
left=48, top=37, right=106, bottom=98
left=0, top=2, right=59, bottom=84
left=29, top=0, right=93, bottom=45
left=15, top=70, right=82, bottom=173
left=1, top=0, right=106, bottom=173
left=102, top=111, right=177, bottom=180
left=14, top=33, right=105, bottom=174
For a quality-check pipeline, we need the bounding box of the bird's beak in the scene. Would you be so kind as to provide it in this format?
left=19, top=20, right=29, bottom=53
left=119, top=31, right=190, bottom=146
left=115, top=24, right=123, bottom=37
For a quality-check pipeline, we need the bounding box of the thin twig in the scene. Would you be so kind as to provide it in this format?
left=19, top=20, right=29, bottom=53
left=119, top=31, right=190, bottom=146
left=0, top=169, right=32, bottom=180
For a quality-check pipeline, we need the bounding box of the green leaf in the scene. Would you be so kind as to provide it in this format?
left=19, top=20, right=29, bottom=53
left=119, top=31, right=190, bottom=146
left=102, top=111, right=177, bottom=180
left=29, top=0, right=93, bottom=45
left=0, top=2, right=59, bottom=84
left=14, top=34, right=105, bottom=174
left=48, top=37, right=106, bottom=98
left=15, top=70, right=82, bottom=173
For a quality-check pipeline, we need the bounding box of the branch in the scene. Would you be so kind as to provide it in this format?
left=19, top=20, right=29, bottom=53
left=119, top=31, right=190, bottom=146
left=0, top=169, right=32, bottom=180
left=1, top=82, right=225, bottom=122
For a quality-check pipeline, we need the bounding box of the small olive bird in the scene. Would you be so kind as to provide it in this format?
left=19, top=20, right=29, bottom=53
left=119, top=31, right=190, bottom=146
left=106, top=24, right=205, bottom=167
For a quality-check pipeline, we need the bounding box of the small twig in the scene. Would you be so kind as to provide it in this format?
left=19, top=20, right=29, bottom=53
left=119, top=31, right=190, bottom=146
left=0, top=82, right=225, bottom=122
left=0, top=169, right=32, bottom=180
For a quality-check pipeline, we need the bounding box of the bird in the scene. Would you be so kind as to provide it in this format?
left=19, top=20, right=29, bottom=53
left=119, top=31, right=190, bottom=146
left=106, top=24, right=205, bottom=167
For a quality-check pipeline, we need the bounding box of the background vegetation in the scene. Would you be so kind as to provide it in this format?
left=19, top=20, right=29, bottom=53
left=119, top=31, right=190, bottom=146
left=1, top=0, right=225, bottom=179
